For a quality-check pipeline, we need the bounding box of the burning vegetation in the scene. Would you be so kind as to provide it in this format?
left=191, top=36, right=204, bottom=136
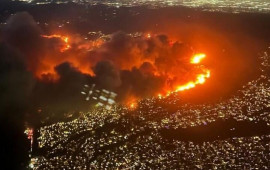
left=37, top=32, right=211, bottom=104
left=0, top=12, right=214, bottom=113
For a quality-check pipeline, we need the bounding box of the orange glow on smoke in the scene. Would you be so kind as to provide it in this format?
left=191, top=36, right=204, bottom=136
left=42, top=34, right=71, bottom=52
left=38, top=33, right=210, bottom=103
left=125, top=96, right=139, bottom=110
left=162, top=53, right=210, bottom=96
left=37, top=34, right=95, bottom=79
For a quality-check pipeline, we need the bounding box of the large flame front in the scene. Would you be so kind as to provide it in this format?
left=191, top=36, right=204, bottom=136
left=39, top=33, right=210, bottom=108
left=130, top=53, right=210, bottom=108
left=165, top=53, right=210, bottom=96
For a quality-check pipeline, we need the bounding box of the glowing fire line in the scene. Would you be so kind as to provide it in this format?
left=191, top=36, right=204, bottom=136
left=41, top=34, right=71, bottom=52
left=165, top=53, right=210, bottom=96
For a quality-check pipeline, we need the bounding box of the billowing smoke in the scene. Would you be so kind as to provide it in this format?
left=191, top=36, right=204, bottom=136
left=31, top=62, right=93, bottom=120
left=0, top=12, right=202, bottom=117
left=0, top=8, right=267, bottom=169
left=0, top=37, right=34, bottom=170
left=118, top=67, right=166, bottom=102
left=93, top=61, right=121, bottom=90
left=86, top=32, right=196, bottom=101
left=2, top=12, right=45, bottom=72
left=0, top=42, right=34, bottom=119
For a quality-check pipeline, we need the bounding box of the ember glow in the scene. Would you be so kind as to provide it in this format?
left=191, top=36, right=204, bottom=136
left=128, top=53, right=210, bottom=107
left=41, top=34, right=71, bottom=52
left=129, top=102, right=137, bottom=109
left=37, top=34, right=94, bottom=78
left=190, top=53, right=206, bottom=64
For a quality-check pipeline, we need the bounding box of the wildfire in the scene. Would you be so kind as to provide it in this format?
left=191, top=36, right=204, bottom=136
left=190, top=53, right=206, bottom=64
left=126, top=101, right=138, bottom=110
left=126, top=96, right=138, bottom=110
left=41, top=34, right=71, bottom=52
left=146, top=33, right=151, bottom=39
left=130, top=103, right=136, bottom=109
left=160, top=53, right=210, bottom=97
left=175, top=69, right=210, bottom=92
left=39, top=33, right=210, bottom=104
left=175, top=53, right=210, bottom=91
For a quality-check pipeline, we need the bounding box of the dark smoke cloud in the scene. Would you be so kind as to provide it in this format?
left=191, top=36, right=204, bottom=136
left=0, top=16, right=92, bottom=168
left=89, top=32, right=193, bottom=73
left=139, top=62, right=156, bottom=74
left=2, top=12, right=45, bottom=72
left=0, top=43, right=34, bottom=169
left=0, top=12, right=194, bottom=119
left=87, top=31, right=148, bottom=70
left=0, top=12, right=93, bottom=118
left=117, top=67, right=166, bottom=101
left=86, top=31, right=194, bottom=100
left=93, top=61, right=121, bottom=90
left=0, top=6, right=269, bottom=168
left=0, top=13, right=41, bottom=168
left=0, top=12, right=191, bottom=166
left=0, top=42, right=34, bottom=120
left=32, top=62, right=93, bottom=118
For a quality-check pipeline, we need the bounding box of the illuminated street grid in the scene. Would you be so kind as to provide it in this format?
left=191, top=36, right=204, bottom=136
left=34, top=48, right=270, bottom=169
left=16, top=0, right=270, bottom=13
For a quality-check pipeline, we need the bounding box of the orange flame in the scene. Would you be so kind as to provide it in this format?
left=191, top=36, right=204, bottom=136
left=175, top=69, right=210, bottom=92
left=40, top=33, right=210, bottom=102
left=190, top=53, right=206, bottom=64
left=161, top=53, right=210, bottom=97
left=130, top=102, right=137, bottom=109
left=41, top=34, right=71, bottom=52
